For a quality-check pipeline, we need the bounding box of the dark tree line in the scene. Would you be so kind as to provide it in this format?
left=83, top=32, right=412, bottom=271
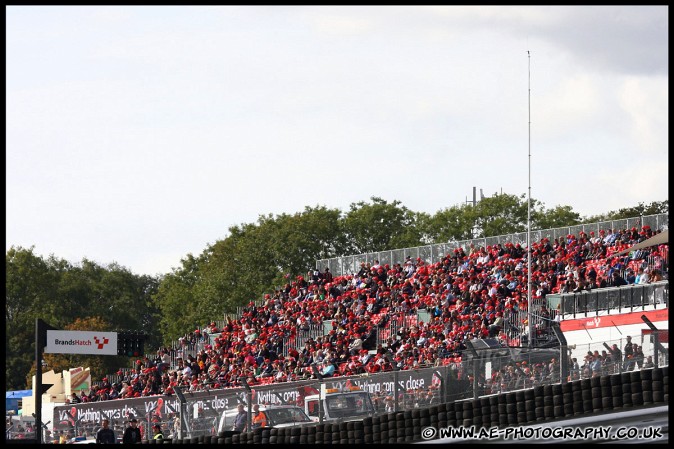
left=5, top=248, right=160, bottom=390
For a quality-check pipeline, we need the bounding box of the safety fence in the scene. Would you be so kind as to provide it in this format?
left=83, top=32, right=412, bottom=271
left=171, top=366, right=670, bottom=444
left=46, top=365, right=669, bottom=444
left=5, top=429, right=36, bottom=441
left=50, top=332, right=669, bottom=442
left=53, top=365, right=463, bottom=441
left=552, top=281, right=669, bottom=318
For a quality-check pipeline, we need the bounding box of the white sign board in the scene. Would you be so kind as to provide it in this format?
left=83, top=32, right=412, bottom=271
left=44, top=331, right=118, bottom=355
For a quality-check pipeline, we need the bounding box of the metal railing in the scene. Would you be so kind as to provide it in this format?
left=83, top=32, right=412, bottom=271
left=554, top=281, right=669, bottom=318
left=316, top=214, right=668, bottom=276
left=52, top=341, right=668, bottom=441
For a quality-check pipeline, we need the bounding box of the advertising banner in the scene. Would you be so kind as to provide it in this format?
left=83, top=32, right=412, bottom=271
left=45, top=331, right=118, bottom=355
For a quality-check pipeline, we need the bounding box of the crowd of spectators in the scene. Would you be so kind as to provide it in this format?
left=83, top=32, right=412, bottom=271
left=65, top=225, right=667, bottom=404
left=5, top=419, right=37, bottom=440
left=483, top=332, right=657, bottom=395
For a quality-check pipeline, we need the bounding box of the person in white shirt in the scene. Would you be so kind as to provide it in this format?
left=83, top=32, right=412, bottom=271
left=635, top=267, right=650, bottom=284
left=348, top=333, right=363, bottom=355
left=476, top=250, right=490, bottom=265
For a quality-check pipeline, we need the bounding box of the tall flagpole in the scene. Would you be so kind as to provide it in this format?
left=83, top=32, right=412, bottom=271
left=527, top=50, right=533, bottom=348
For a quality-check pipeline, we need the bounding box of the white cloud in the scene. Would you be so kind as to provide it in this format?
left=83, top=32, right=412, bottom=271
left=6, top=6, right=668, bottom=275
left=619, top=76, right=668, bottom=155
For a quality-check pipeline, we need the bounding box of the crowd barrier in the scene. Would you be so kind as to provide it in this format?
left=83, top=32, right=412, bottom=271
left=127, top=366, right=668, bottom=444
left=554, top=281, right=669, bottom=318
left=51, top=340, right=669, bottom=443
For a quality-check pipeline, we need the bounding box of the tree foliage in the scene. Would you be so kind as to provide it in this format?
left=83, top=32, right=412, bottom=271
left=5, top=247, right=158, bottom=390
left=342, top=197, right=423, bottom=253
left=582, top=200, right=669, bottom=223
left=533, top=204, right=582, bottom=230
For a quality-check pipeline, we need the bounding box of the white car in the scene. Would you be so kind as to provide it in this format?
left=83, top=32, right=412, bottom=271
left=217, top=404, right=313, bottom=433
left=304, top=387, right=375, bottom=423
left=67, top=436, right=95, bottom=444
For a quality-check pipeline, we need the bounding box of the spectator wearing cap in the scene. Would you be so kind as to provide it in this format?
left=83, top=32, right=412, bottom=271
left=122, top=418, right=142, bottom=444
left=152, top=424, right=163, bottom=440
left=348, top=333, right=363, bottom=356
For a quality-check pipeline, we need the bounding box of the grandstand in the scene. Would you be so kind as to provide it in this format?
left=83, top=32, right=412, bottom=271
left=90, top=214, right=668, bottom=391
left=40, top=214, right=668, bottom=442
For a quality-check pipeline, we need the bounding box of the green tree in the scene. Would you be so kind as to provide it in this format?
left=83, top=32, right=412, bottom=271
left=471, top=193, right=532, bottom=237
left=6, top=247, right=160, bottom=389
left=151, top=253, right=205, bottom=342
left=342, top=197, right=423, bottom=254
left=425, top=204, right=476, bottom=242
left=265, top=206, right=346, bottom=278
left=607, top=201, right=668, bottom=220
left=581, top=201, right=668, bottom=224
left=533, top=204, right=582, bottom=230
left=6, top=247, right=58, bottom=390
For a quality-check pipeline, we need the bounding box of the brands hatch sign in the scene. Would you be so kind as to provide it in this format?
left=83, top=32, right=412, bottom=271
left=45, top=331, right=118, bottom=356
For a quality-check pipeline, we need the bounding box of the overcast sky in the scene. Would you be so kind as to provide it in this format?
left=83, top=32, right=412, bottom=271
left=6, top=5, right=668, bottom=276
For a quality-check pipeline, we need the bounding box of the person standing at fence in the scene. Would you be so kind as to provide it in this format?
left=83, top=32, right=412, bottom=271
left=152, top=424, right=163, bottom=440
left=623, top=336, right=635, bottom=370
left=170, top=413, right=180, bottom=439
left=232, top=404, right=247, bottom=433
left=122, top=418, right=142, bottom=444
left=570, top=358, right=580, bottom=380
left=633, top=345, right=645, bottom=369
left=251, top=404, right=267, bottom=429
left=608, top=344, right=622, bottom=374
left=95, top=418, right=116, bottom=444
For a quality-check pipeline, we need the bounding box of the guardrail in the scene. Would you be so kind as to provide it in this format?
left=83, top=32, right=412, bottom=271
left=316, top=214, right=668, bottom=276
left=47, top=364, right=669, bottom=444
left=553, top=281, right=668, bottom=318
left=52, top=334, right=668, bottom=442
